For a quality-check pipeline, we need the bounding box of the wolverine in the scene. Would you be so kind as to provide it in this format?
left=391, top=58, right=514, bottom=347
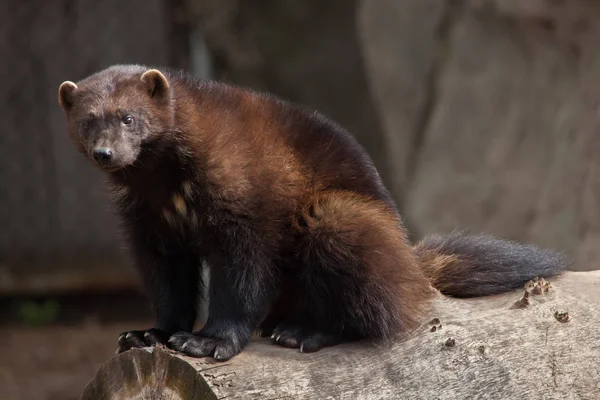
left=57, top=65, right=566, bottom=361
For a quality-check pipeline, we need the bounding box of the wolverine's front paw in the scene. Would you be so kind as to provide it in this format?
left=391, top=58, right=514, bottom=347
left=168, top=332, right=243, bottom=361
left=116, top=328, right=171, bottom=354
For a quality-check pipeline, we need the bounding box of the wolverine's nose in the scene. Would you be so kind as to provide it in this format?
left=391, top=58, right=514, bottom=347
left=92, top=147, right=113, bottom=163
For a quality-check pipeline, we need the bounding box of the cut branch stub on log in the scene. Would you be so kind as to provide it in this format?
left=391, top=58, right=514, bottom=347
left=81, top=346, right=216, bottom=400
left=81, top=271, right=600, bottom=400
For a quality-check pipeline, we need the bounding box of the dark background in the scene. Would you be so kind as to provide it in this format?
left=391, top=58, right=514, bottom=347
left=1, top=0, right=599, bottom=398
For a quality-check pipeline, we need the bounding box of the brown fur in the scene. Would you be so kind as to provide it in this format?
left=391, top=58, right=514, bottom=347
left=293, top=191, right=432, bottom=335
left=413, top=244, right=464, bottom=295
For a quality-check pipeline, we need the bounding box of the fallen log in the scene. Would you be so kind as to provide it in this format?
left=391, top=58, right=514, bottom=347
left=81, top=271, right=600, bottom=399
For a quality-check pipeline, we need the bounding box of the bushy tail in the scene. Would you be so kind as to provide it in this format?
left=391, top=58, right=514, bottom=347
left=414, top=231, right=568, bottom=298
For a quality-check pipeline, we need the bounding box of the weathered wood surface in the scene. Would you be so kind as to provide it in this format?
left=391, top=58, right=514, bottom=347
left=82, top=271, right=599, bottom=399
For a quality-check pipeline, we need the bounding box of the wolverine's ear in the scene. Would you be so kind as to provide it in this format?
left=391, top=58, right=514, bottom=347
left=58, top=81, right=78, bottom=111
left=140, top=69, right=169, bottom=99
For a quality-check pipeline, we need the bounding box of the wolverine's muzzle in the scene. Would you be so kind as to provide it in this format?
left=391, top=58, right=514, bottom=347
left=92, top=147, right=113, bottom=164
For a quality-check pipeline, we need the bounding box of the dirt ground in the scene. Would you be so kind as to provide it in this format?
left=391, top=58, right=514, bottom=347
left=0, top=292, right=153, bottom=400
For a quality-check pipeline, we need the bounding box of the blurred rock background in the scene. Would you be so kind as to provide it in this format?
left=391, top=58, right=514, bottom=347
left=1, top=0, right=598, bottom=398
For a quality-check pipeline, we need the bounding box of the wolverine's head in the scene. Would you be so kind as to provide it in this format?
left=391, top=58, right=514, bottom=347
left=58, top=65, right=174, bottom=172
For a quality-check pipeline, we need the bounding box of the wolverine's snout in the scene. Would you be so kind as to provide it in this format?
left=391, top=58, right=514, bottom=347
left=92, top=147, right=114, bottom=164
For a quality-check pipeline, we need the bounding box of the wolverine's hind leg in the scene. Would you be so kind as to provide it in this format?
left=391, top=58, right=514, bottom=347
left=270, top=191, right=431, bottom=352
left=258, top=287, right=297, bottom=338
left=258, top=283, right=340, bottom=352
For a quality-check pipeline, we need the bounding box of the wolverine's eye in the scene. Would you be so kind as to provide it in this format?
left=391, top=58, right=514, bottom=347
left=122, top=115, right=134, bottom=125
left=80, top=116, right=95, bottom=133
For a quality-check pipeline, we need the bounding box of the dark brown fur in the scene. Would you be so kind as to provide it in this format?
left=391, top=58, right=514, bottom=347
left=58, top=65, right=567, bottom=361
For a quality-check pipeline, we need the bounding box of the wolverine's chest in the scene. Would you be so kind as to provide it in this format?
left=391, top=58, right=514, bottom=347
left=109, top=178, right=204, bottom=233
left=155, top=180, right=201, bottom=230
